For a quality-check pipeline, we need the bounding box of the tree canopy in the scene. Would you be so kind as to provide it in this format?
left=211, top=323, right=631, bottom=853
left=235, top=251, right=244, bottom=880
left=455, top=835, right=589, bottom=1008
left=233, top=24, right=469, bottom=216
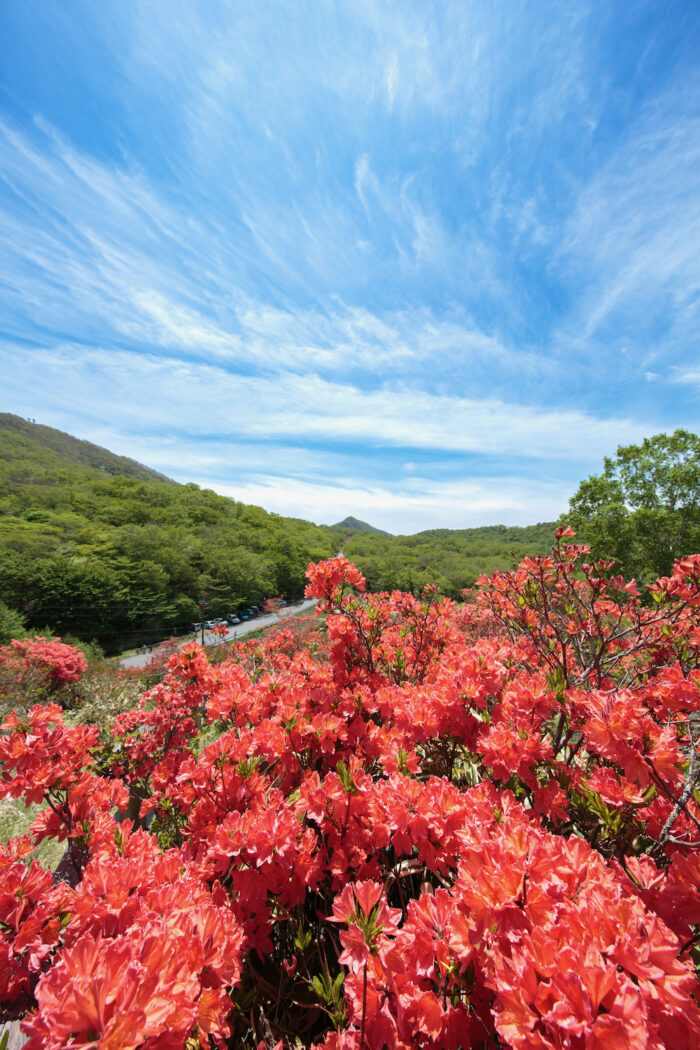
left=0, top=415, right=558, bottom=652
left=341, top=523, right=555, bottom=597
left=564, top=429, right=700, bottom=581
left=0, top=416, right=339, bottom=652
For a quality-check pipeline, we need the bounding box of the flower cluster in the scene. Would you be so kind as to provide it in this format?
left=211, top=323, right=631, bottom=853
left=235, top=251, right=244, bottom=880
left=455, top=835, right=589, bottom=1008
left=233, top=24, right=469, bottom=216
left=0, top=637, right=87, bottom=689
left=0, top=537, right=699, bottom=1048
left=0, top=636, right=88, bottom=713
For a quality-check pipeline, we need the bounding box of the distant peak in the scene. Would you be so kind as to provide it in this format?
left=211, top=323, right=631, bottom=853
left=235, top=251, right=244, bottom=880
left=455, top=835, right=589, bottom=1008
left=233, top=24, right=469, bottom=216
left=332, top=516, right=392, bottom=537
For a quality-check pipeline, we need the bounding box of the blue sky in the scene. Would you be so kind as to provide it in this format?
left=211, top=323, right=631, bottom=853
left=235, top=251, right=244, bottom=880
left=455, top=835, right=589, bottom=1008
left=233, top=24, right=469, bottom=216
left=1, top=1, right=698, bottom=533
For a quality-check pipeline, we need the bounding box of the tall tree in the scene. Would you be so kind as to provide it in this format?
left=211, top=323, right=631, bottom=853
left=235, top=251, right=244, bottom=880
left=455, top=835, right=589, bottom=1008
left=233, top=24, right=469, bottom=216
left=565, top=429, right=700, bottom=580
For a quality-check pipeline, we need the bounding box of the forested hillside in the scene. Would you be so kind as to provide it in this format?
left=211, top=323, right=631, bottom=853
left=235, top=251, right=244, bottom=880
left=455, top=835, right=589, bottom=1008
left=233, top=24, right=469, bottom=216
left=0, top=414, right=172, bottom=483
left=0, top=415, right=557, bottom=652
left=342, top=522, right=555, bottom=596
left=0, top=415, right=338, bottom=652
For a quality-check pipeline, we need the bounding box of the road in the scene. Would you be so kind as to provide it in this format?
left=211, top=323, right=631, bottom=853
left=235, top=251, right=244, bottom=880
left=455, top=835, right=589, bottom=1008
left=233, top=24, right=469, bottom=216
left=118, top=598, right=318, bottom=669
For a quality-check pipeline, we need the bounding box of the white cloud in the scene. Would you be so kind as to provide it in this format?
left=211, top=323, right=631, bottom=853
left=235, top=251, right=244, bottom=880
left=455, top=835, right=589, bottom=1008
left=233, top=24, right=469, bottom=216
left=125, top=291, right=241, bottom=358
left=384, top=53, right=399, bottom=109
left=209, top=473, right=570, bottom=534
left=0, top=118, right=538, bottom=387
left=559, top=88, right=700, bottom=342
left=671, top=367, right=700, bottom=388
left=350, top=152, right=458, bottom=273
left=1, top=342, right=649, bottom=462
left=354, top=154, right=374, bottom=214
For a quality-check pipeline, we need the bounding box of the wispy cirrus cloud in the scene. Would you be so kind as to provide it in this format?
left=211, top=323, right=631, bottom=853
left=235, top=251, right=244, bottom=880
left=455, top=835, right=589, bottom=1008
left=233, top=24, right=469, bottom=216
left=212, top=473, right=572, bottom=535
left=671, top=367, right=700, bottom=389
left=0, top=116, right=553, bottom=387
left=559, top=97, right=700, bottom=348
left=0, top=1, right=698, bottom=530
left=1, top=342, right=648, bottom=463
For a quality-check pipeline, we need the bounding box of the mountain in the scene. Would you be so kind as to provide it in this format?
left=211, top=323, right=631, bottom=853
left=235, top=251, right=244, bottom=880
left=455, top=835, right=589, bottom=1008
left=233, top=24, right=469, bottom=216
left=0, top=414, right=172, bottom=483
left=0, top=416, right=338, bottom=652
left=342, top=521, right=556, bottom=597
left=332, top=516, right=392, bottom=537
left=0, top=414, right=557, bottom=652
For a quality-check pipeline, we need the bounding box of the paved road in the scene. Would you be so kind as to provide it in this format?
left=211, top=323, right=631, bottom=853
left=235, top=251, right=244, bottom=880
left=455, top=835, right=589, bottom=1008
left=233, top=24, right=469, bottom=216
left=118, top=599, right=318, bottom=669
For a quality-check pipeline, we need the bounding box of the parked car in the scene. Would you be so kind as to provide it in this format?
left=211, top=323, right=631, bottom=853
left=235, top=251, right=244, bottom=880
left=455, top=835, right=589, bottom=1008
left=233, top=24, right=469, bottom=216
left=226, top=614, right=241, bottom=625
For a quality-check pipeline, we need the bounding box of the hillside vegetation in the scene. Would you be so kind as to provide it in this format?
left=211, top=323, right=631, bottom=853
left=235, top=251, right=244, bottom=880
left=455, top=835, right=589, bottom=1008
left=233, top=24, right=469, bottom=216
left=342, top=522, right=555, bottom=596
left=0, top=415, right=338, bottom=652
left=0, top=414, right=172, bottom=483
left=0, top=415, right=556, bottom=652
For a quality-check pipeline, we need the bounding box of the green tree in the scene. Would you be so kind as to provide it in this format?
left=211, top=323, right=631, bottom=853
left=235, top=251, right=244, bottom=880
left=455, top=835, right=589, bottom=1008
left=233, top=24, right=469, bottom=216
left=565, top=429, right=700, bottom=581
left=0, top=600, right=26, bottom=645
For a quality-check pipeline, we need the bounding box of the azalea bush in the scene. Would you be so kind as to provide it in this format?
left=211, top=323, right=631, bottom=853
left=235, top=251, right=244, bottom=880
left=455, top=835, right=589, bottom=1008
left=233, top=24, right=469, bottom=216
left=0, top=636, right=88, bottom=717
left=1, top=532, right=700, bottom=1048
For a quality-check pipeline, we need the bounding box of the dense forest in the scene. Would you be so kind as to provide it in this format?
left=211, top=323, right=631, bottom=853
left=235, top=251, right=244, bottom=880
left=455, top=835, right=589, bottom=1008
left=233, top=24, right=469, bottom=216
left=341, top=522, right=555, bottom=596
left=0, top=415, right=339, bottom=652
left=0, top=415, right=559, bottom=653
left=7, top=417, right=691, bottom=657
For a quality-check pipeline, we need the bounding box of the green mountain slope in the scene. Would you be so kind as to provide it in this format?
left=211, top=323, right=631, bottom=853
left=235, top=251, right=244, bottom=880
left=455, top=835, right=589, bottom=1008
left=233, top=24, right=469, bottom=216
left=342, top=521, right=556, bottom=597
left=0, top=416, right=337, bottom=652
left=0, top=414, right=172, bottom=483
left=0, top=414, right=558, bottom=651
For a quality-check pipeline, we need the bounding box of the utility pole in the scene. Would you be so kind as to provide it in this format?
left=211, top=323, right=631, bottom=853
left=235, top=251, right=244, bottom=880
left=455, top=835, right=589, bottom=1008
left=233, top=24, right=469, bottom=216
left=197, top=598, right=207, bottom=646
